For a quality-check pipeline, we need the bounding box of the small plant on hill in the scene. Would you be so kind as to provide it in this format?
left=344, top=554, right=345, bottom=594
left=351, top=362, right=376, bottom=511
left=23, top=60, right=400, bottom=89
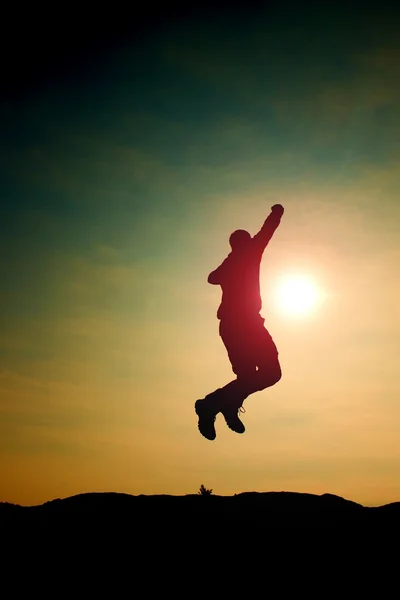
left=198, top=484, right=213, bottom=496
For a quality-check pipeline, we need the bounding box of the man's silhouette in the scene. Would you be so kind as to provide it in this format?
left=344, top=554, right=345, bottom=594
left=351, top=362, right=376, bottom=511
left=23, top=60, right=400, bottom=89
left=195, top=204, right=284, bottom=440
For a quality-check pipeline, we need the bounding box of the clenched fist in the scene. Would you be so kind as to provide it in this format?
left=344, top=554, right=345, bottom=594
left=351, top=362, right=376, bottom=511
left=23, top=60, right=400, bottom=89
left=271, top=204, right=284, bottom=216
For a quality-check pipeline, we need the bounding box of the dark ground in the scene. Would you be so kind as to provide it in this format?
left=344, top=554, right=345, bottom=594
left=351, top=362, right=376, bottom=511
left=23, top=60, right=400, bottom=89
left=2, top=490, right=399, bottom=530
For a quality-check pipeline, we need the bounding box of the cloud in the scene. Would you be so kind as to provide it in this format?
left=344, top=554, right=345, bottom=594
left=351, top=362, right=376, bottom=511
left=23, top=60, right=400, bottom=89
left=8, top=131, right=178, bottom=203
left=161, top=21, right=400, bottom=165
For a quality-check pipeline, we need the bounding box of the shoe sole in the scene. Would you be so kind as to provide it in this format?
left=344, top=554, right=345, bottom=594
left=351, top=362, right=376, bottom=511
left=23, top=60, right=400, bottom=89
left=225, top=421, right=245, bottom=434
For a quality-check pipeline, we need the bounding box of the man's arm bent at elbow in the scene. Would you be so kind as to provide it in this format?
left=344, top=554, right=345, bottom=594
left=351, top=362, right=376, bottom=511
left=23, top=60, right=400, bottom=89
left=208, top=268, right=222, bottom=285
left=208, top=256, right=230, bottom=284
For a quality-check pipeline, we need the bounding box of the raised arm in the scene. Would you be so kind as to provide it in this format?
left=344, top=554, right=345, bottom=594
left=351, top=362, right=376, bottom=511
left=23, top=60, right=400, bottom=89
left=253, top=204, right=284, bottom=251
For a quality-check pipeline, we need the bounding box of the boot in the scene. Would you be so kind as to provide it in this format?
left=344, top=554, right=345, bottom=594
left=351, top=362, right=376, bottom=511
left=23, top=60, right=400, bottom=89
left=220, top=395, right=246, bottom=434
left=194, top=390, right=223, bottom=441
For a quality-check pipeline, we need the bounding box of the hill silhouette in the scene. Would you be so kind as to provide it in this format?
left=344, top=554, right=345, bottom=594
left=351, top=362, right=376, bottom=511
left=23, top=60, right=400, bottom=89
left=2, top=491, right=399, bottom=532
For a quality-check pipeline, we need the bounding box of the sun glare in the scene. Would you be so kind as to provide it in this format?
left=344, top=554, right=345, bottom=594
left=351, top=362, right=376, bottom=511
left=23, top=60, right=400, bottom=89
left=274, top=275, right=322, bottom=316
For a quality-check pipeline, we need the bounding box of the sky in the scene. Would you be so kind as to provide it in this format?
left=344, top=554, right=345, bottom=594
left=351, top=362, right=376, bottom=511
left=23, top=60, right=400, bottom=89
left=1, top=2, right=400, bottom=507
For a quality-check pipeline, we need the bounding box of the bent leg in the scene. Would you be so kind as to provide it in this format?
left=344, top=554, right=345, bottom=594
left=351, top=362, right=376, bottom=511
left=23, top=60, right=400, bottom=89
left=216, top=316, right=282, bottom=401
left=220, top=315, right=282, bottom=399
left=196, top=316, right=279, bottom=439
left=201, top=317, right=282, bottom=436
left=219, top=316, right=282, bottom=398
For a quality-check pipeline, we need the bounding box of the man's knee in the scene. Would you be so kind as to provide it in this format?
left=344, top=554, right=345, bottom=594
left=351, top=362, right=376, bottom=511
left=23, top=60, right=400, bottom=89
left=257, top=363, right=282, bottom=390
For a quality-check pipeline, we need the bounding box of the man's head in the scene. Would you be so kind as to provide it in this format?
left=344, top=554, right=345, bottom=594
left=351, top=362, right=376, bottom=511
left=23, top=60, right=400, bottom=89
left=229, top=229, right=252, bottom=251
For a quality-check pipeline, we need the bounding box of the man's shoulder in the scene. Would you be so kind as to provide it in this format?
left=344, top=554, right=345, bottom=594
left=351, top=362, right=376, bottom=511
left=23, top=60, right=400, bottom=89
left=250, top=236, right=265, bottom=253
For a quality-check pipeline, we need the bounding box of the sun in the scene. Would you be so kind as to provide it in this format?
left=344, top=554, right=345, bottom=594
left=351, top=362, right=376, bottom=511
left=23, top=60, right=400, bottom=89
left=274, top=275, right=322, bottom=316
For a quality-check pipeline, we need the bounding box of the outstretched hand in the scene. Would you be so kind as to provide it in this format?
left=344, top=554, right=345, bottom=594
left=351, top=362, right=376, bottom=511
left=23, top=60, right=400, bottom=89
left=271, top=204, right=284, bottom=216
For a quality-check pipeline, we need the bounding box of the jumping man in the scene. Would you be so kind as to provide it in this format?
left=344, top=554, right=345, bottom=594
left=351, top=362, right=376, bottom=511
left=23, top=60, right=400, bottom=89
left=195, top=204, right=284, bottom=440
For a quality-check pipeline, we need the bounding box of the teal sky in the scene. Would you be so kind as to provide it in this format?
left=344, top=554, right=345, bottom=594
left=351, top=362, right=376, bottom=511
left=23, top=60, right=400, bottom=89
left=1, top=3, right=400, bottom=506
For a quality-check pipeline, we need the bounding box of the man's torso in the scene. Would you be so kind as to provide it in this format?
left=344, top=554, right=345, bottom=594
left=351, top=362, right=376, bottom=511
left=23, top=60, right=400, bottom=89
left=216, top=242, right=263, bottom=320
